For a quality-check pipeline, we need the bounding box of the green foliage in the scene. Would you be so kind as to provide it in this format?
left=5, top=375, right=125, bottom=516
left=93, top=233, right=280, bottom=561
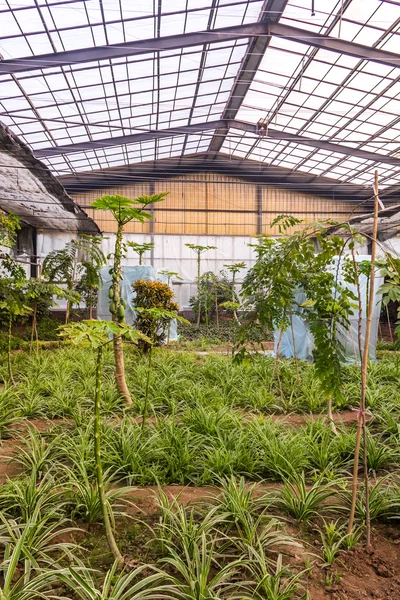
left=0, top=211, right=20, bottom=249
left=177, top=320, right=239, bottom=344
left=91, top=193, right=167, bottom=226
left=42, top=235, right=106, bottom=315
left=59, top=319, right=147, bottom=349
left=133, top=279, right=181, bottom=346
left=159, top=269, right=183, bottom=285
left=189, top=271, right=233, bottom=323
left=126, top=241, right=154, bottom=265
left=272, top=472, right=340, bottom=522
left=236, top=216, right=358, bottom=401
left=36, top=317, right=60, bottom=341
left=185, top=243, right=217, bottom=255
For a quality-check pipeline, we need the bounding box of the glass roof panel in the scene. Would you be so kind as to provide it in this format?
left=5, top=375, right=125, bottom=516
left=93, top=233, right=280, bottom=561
left=1, top=0, right=400, bottom=195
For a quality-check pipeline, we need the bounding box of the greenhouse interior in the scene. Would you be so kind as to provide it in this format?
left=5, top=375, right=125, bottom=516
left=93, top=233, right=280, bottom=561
left=1, top=0, right=400, bottom=598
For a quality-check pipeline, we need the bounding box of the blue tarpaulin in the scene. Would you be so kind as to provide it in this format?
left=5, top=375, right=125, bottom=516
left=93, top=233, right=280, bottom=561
left=274, top=255, right=384, bottom=363
left=97, top=265, right=178, bottom=340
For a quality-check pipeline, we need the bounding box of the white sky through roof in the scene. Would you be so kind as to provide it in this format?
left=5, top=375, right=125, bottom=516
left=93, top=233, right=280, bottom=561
left=0, top=0, right=400, bottom=193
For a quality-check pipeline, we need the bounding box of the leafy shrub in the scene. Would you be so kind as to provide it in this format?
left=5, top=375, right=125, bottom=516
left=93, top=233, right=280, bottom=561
left=0, top=332, right=26, bottom=352
left=37, top=317, right=60, bottom=341
left=133, top=279, right=179, bottom=346
left=189, top=270, right=233, bottom=323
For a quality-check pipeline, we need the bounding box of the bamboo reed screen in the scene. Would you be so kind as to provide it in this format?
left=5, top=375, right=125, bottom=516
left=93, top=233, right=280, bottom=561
left=72, top=173, right=360, bottom=236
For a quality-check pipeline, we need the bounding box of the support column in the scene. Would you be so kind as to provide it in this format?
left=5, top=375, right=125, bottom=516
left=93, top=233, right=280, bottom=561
left=149, top=180, right=155, bottom=266
left=257, top=184, right=263, bottom=235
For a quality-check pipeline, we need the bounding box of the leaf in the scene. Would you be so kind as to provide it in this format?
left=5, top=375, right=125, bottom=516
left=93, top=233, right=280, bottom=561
left=58, top=320, right=150, bottom=349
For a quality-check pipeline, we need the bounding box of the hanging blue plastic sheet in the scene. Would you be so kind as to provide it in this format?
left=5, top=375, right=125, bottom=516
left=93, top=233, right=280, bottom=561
left=274, top=255, right=384, bottom=363
left=97, top=265, right=178, bottom=341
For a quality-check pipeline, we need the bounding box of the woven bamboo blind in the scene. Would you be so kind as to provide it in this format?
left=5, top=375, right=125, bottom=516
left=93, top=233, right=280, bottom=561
left=72, top=173, right=358, bottom=236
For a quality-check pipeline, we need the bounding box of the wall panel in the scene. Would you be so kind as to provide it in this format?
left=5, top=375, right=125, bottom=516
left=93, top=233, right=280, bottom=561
left=71, top=173, right=360, bottom=236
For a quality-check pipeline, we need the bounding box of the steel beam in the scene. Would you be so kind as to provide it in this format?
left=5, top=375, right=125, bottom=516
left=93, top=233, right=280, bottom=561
left=0, top=22, right=269, bottom=75
left=207, top=0, right=289, bottom=157
left=34, top=120, right=225, bottom=157
left=34, top=118, right=400, bottom=168
left=57, top=151, right=376, bottom=203
left=232, top=120, right=400, bottom=166
left=1, top=18, right=399, bottom=76
left=269, top=22, right=400, bottom=70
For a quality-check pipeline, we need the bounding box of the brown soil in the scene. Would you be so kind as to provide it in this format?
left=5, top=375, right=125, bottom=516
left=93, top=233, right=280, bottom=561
left=307, top=524, right=400, bottom=599
left=0, top=438, right=22, bottom=484
left=123, top=485, right=217, bottom=515
left=271, top=410, right=371, bottom=427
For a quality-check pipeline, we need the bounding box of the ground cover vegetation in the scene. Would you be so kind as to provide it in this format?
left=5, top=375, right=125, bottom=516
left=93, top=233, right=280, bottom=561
left=2, top=200, right=400, bottom=598
left=0, top=346, right=400, bottom=598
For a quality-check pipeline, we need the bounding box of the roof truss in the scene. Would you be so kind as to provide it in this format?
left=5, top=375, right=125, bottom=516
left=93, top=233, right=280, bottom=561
left=34, top=118, right=400, bottom=168
left=1, top=18, right=400, bottom=76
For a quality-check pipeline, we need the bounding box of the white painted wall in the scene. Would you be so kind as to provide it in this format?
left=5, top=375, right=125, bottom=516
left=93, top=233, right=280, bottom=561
left=37, top=232, right=258, bottom=309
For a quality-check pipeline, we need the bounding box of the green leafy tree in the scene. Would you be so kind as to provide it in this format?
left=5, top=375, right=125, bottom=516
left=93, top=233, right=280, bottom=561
left=42, top=235, right=105, bottom=323
left=185, top=244, right=216, bottom=328
left=58, top=320, right=148, bottom=567
left=236, top=215, right=358, bottom=426
left=91, top=194, right=167, bottom=405
left=25, top=279, right=64, bottom=354
left=0, top=278, right=31, bottom=385
left=126, top=241, right=154, bottom=265
left=0, top=211, right=20, bottom=250
left=223, top=262, right=246, bottom=322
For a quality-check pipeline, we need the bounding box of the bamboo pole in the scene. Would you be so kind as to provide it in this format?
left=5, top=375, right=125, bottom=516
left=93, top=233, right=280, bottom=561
left=348, top=171, right=379, bottom=546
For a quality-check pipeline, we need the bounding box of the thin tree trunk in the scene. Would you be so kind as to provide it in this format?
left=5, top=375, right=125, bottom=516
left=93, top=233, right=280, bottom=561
left=113, top=224, right=132, bottom=405
left=290, top=314, right=300, bottom=383
left=386, top=304, right=393, bottom=342
left=94, top=346, right=124, bottom=567
left=89, top=304, right=93, bottom=320
left=270, top=311, right=285, bottom=396
left=215, top=295, right=219, bottom=328
left=196, top=253, right=201, bottom=328
left=142, top=333, right=154, bottom=431
left=327, top=396, right=337, bottom=435
left=30, top=302, right=37, bottom=355
left=8, top=315, right=15, bottom=386
left=232, top=272, right=238, bottom=323
left=347, top=243, right=364, bottom=533
left=65, top=299, right=70, bottom=324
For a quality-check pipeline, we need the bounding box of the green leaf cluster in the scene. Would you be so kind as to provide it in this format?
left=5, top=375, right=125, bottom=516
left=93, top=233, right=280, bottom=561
left=91, top=193, right=168, bottom=226
left=237, top=218, right=359, bottom=399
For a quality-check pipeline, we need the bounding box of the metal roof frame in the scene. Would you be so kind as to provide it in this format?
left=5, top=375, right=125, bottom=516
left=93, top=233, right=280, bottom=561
left=0, top=0, right=400, bottom=199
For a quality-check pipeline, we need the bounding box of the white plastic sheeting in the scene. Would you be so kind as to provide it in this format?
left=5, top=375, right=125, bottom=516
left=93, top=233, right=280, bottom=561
left=274, top=255, right=384, bottom=363
left=36, top=232, right=257, bottom=309
left=97, top=265, right=178, bottom=341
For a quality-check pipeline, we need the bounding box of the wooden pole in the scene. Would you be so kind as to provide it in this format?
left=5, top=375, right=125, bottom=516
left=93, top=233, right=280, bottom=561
left=347, top=171, right=379, bottom=545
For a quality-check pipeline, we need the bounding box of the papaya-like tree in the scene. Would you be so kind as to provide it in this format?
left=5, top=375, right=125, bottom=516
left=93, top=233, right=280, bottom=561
left=58, top=320, right=149, bottom=567
left=91, top=194, right=168, bottom=405
left=185, top=244, right=216, bottom=328
left=135, top=307, right=188, bottom=429
left=42, top=235, right=105, bottom=323
left=126, top=241, right=154, bottom=265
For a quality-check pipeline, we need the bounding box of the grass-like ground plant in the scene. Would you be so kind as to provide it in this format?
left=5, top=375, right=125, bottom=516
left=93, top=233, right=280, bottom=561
left=272, top=472, right=341, bottom=523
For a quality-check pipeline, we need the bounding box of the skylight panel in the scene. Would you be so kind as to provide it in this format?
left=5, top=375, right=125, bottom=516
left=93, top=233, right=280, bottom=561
left=214, top=3, right=246, bottom=28
left=45, top=2, right=89, bottom=29
left=379, top=31, right=400, bottom=53
left=185, top=9, right=210, bottom=33
left=0, top=37, right=31, bottom=59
